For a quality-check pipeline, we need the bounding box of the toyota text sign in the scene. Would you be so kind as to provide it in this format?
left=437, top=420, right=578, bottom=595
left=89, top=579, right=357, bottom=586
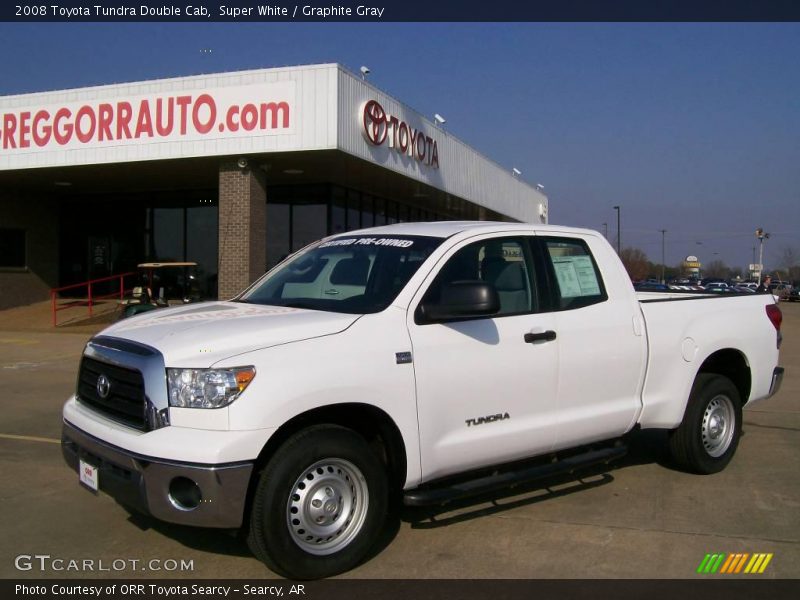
left=362, top=100, right=439, bottom=168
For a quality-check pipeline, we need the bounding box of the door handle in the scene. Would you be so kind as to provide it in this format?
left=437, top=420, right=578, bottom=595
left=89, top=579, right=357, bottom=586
left=524, top=330, right=557, bottom=343
left=323, top=289, right=340, bottom=295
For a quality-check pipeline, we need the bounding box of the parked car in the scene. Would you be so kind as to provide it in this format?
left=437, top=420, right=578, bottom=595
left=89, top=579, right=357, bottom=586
left=634, top=281, right=670, bottom=291
left=768, top=283, right=792, bottom=302
left=700, top=277, right=729, bottom=288
left=62, top=222, right=784, bottom=579
left=704, top=282, right=735, bottom=293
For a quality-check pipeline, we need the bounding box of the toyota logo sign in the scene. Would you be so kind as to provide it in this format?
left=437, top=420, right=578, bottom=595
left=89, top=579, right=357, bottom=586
left=363, top=100, right=388, bottom=145
left=96, top=374, right=111, bottom=399
left=361, top=100, right=439, bottom=168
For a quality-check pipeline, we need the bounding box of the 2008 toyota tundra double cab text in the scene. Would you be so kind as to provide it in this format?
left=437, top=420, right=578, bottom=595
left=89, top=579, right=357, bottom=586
left=62, top=222, right=785, bottom=579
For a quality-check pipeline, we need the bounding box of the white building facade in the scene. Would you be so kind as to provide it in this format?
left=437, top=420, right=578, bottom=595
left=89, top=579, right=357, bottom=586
left=0, top=64, right=547, bottom=307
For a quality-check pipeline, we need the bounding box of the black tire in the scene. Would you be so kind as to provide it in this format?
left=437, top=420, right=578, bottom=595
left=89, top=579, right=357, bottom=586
left=669, top=374, right=742, bottom=474
left=247, top=424, right=388, bottom=579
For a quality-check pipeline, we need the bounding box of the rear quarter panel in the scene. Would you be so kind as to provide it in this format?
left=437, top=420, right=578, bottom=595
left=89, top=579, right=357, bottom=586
left=638, top=294, right=780, bottom=429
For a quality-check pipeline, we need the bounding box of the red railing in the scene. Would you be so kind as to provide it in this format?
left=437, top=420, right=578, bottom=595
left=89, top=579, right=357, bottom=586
left=50, top=272, right=137, bottom=327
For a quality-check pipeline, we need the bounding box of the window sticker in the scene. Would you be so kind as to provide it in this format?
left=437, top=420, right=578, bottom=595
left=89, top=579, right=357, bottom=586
left=552, top=256, right=601, bottom=298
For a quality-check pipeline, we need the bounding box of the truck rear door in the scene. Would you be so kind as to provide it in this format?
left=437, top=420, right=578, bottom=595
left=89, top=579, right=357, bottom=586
left=536, top=235, right=648, bottom=449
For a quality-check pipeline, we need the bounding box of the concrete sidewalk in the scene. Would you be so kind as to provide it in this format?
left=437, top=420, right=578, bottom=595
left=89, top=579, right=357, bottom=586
left=0, top=298, right=120, bottom=334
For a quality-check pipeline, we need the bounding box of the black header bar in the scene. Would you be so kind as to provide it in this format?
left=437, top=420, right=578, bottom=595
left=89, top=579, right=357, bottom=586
left=3, top=1, right=800, bottom=22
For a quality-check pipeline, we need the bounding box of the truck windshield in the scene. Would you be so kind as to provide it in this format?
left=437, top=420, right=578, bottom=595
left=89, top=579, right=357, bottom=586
left=238, top=235, right=443, bottom=314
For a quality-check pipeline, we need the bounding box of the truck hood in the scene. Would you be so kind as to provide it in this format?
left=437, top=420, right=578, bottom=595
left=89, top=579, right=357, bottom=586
left=98, top=301, right=359, bottom=366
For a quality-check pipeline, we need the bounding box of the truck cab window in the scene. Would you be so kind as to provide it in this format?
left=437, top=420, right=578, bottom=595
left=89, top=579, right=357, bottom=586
left=543, top=238, right=607, bottom=310
left=423, top=237, right=537, bottom=316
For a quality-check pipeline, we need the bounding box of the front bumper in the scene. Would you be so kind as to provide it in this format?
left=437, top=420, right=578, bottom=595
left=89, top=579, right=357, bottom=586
left=62, top=420, right=253, bottom=528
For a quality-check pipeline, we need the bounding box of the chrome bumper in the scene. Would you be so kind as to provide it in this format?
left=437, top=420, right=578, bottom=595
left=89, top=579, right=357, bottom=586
left=62, top=420, right=253, bottom=528
left=768, top=367, right=784, bottom=398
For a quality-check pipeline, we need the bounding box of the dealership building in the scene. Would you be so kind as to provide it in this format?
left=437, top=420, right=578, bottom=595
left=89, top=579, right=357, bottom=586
left=0, top=63, right=548, bottom=310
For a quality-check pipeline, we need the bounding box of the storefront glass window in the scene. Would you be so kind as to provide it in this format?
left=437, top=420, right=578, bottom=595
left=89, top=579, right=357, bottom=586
left=331, top=187, right=346, bottom=236
left=361, top=195, right=375, bottom=228
left=347, top=190, right=361, bottom=230
left=266, top=202, right=291, bottom=270
left=186, top=205, right=218, bottom=296
left=153, top=208, right=184, bottom=262
left=292, top=201, right=327, bottom=251
left=0, top=228, right=26, bottom=268
left=374, top=197, right=387, bottom=225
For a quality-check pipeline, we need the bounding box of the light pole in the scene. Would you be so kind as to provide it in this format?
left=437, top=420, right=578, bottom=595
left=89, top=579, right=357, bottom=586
left=602, top=222, right=608, bottom=239
left=660, top=229, right=667, bottom=283
left=613, top=206, right=621, bottom=254
left=756, top=228, right=770, bottom=284
left=695, top=241, right=703, bottom=279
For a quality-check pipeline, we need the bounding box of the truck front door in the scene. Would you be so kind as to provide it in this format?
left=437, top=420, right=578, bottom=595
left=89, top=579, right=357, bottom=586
left=408, top=234, right=560, bottom=482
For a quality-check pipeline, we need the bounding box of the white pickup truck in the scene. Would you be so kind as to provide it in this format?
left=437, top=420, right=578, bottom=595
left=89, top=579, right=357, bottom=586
left=62, top=222, right=784, bottom=579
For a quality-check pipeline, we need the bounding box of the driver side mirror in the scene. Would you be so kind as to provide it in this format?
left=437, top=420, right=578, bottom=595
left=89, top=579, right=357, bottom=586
left=419, top=280, right=500, bottom=323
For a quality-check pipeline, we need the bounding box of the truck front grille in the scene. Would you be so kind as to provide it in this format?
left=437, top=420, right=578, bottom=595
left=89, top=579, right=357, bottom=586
left=77, top=356, right=147, bottom=431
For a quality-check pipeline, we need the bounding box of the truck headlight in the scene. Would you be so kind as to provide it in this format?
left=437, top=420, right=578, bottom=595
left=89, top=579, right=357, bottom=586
left=167, top=367, right=256, bottom=409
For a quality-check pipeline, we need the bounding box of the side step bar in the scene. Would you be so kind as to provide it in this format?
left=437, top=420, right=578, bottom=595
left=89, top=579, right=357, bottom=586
left=403, top=445, right=627, bottom=507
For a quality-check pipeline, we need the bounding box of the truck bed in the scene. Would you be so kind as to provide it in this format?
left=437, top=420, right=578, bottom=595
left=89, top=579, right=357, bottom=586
left=635, top=290, right=780, bottom=429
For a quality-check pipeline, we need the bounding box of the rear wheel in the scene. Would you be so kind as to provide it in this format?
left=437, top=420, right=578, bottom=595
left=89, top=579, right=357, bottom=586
left=247, top=425, right=387, bottom=579
left=669, top=374, right=742, bottom=474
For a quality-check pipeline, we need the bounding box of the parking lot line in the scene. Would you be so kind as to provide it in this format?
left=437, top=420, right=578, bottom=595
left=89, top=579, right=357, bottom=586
left=0, top=338, right=39, bottom=345
left=0, top=433, right=60, bottom=444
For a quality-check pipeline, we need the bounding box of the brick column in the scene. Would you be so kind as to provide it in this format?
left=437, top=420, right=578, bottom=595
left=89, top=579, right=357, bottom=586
left=217, top=160, right=267, bottom=299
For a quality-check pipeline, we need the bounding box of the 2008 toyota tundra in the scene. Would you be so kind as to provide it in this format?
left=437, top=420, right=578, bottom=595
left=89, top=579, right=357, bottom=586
left=62, top=222, right=784, bottom=579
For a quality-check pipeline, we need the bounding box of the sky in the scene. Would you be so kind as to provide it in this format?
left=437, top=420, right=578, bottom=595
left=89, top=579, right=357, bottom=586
left=1, top=22, right=798, bottom=273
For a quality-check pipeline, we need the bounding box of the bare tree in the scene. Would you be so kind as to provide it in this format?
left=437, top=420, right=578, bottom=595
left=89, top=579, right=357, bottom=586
left=777, top=245, right=800, bottom=282
left=703, top=259, right=730, bottom=279
left=620, top=247, right=649, bottom=281
left=778, top=245, right=798, bottom=269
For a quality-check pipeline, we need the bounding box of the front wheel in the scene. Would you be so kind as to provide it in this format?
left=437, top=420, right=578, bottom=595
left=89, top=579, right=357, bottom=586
left=669, top=374, right=742, bottom=474
left=247, top=425, right=387, bottom=579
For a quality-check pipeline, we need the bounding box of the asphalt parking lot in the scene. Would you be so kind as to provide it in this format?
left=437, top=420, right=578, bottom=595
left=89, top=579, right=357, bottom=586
left=0, top=302, right=798, bottom=580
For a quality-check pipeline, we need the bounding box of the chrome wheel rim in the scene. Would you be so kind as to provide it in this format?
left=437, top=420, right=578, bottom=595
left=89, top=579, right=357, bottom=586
left=286, top=458, right=369, bottom=556
left=702, top=395, right=735, bottom=458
